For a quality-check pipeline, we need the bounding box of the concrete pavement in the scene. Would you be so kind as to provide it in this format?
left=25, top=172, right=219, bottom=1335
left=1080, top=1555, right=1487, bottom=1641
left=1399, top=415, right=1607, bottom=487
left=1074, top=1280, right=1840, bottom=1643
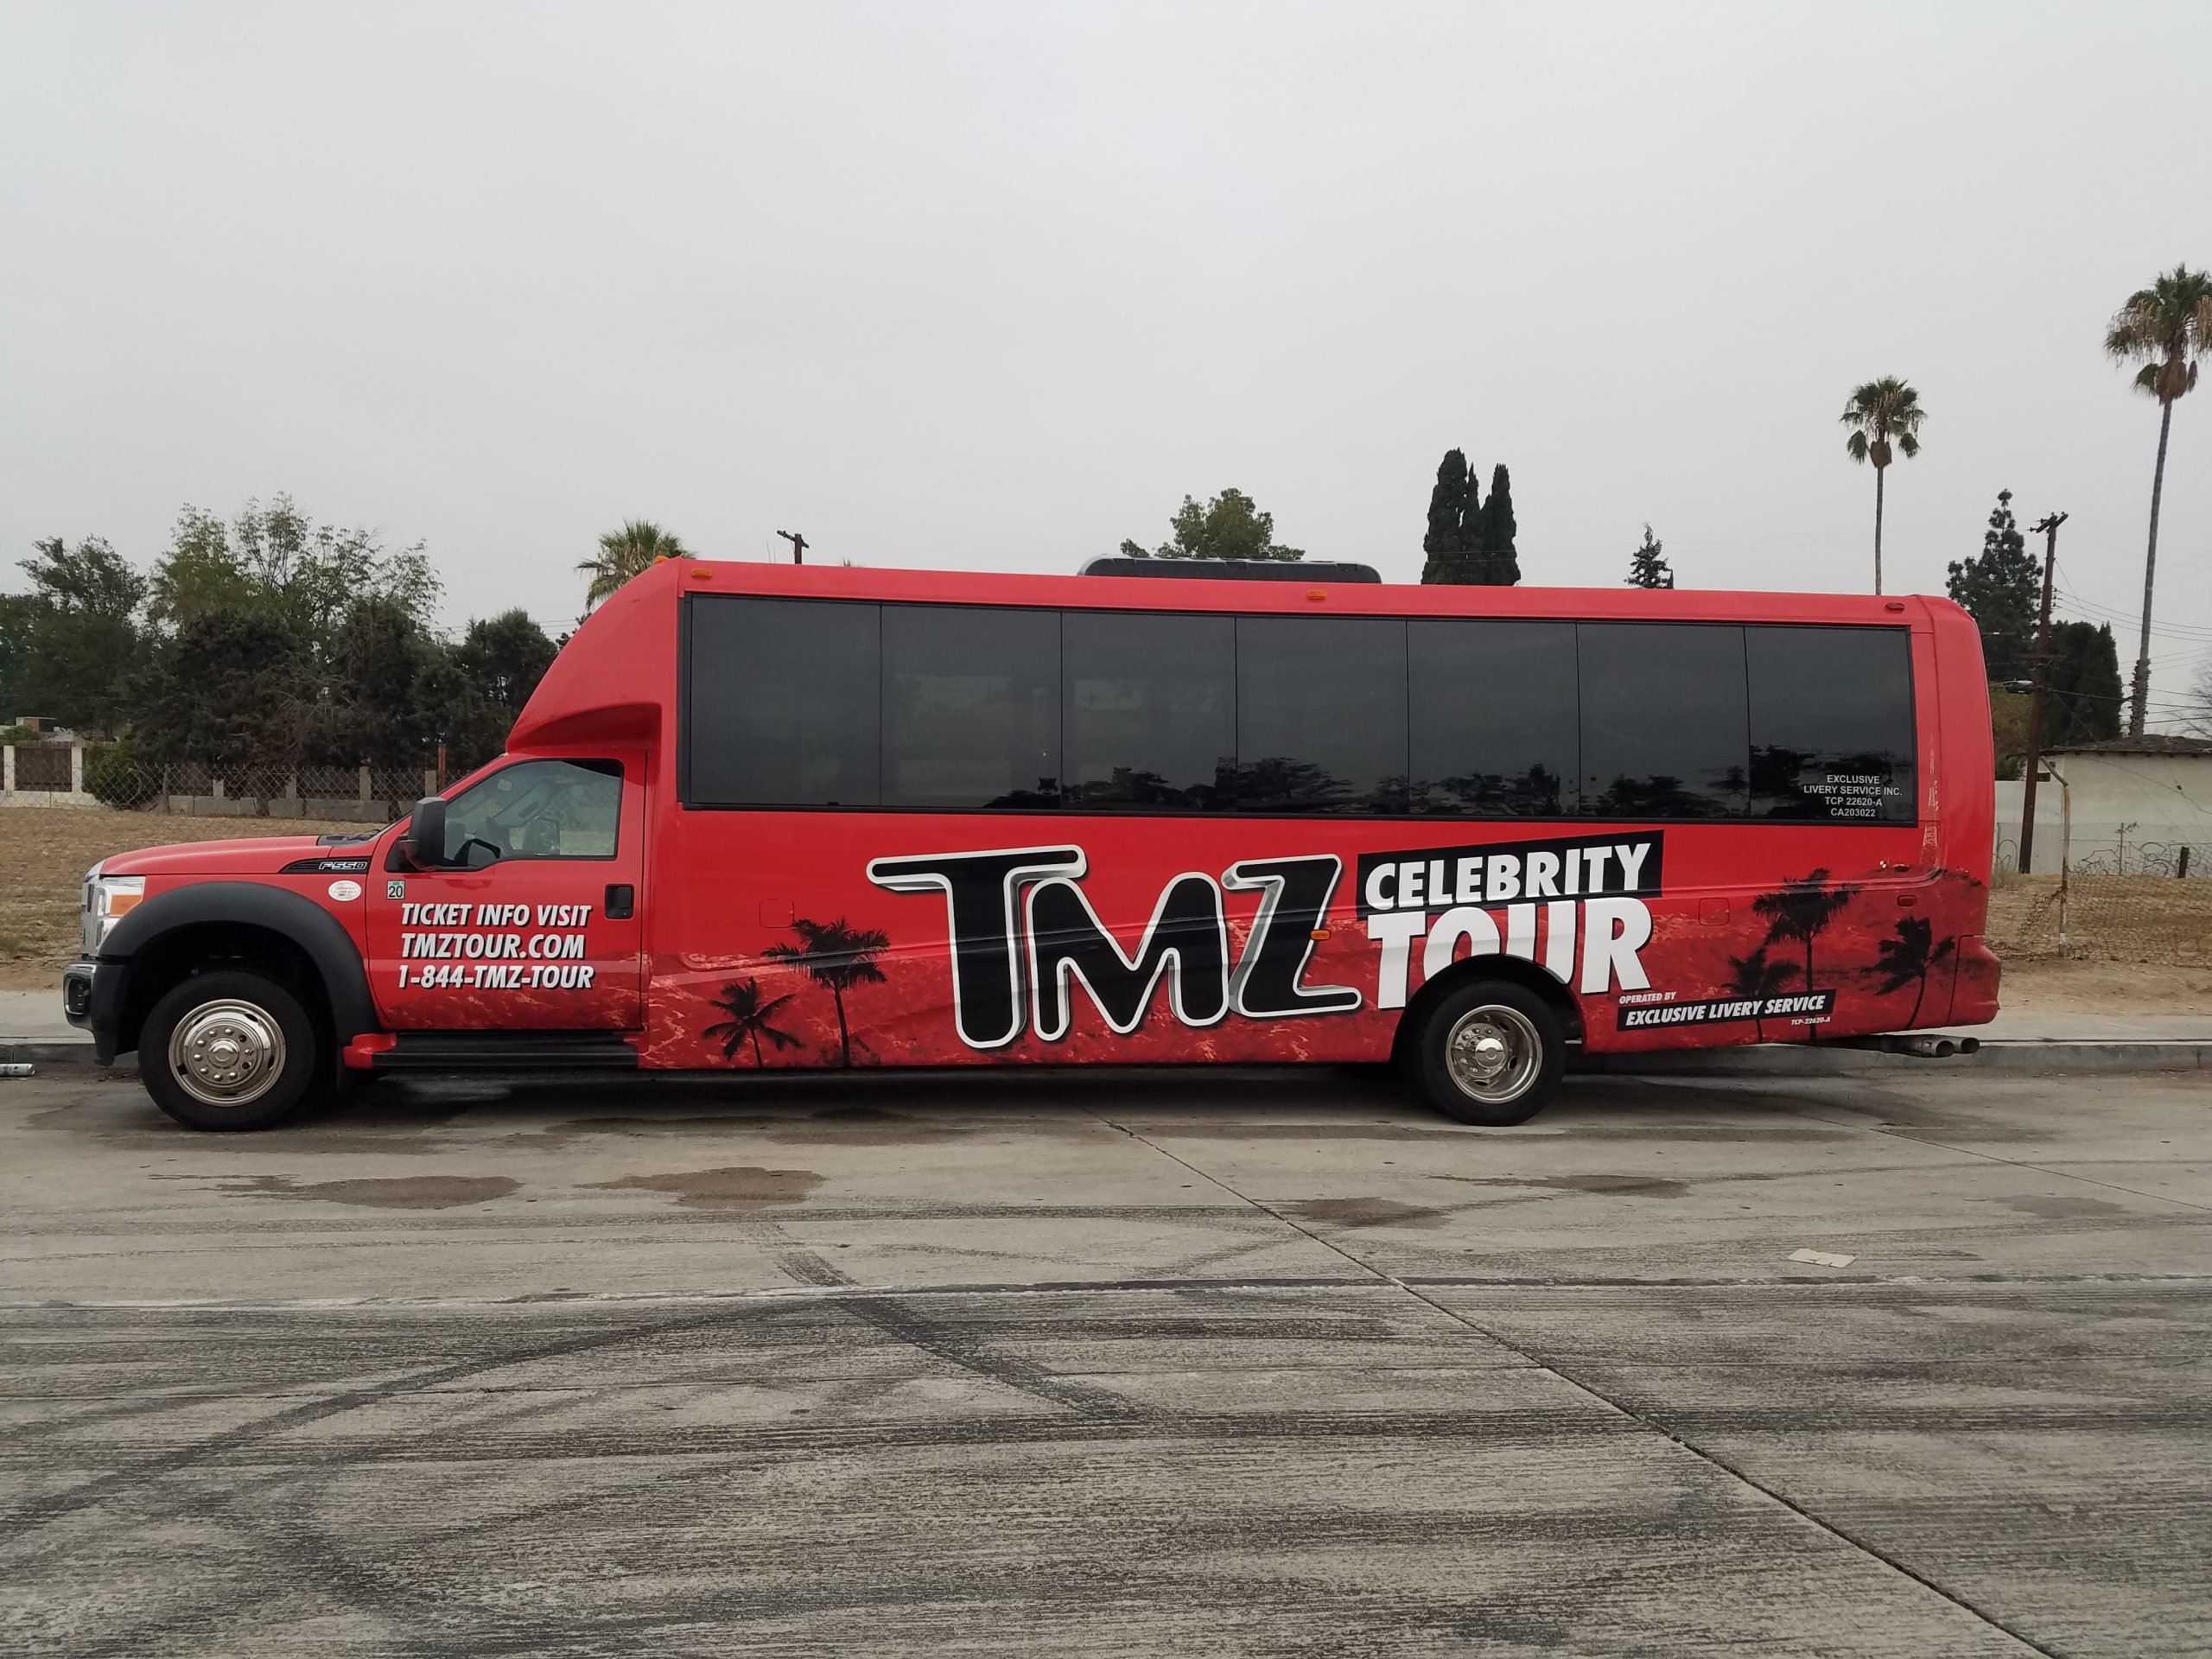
left=3, top=1065, right=2208, bottom=1656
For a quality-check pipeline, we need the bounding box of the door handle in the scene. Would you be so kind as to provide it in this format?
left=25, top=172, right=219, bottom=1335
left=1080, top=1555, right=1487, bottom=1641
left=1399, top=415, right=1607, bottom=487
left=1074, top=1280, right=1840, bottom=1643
left=605, top=883, right=635, bottom=920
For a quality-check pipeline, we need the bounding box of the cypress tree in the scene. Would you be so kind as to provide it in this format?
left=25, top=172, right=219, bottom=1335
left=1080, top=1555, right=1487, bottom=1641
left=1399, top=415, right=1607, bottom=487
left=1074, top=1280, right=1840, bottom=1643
left=1470, top=464, right=1521, bottom=585
left=1456, top=464, right=1484, bottom=556
left=1421, top=450, right=1473, bottom=583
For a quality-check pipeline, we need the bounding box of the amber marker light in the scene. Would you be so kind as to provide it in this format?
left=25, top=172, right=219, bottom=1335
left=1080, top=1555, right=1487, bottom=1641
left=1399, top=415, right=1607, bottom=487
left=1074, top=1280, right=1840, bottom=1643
left=1306, top=589, right=1327, bottom=601
left=1309, top=927, right=1332, bottom=942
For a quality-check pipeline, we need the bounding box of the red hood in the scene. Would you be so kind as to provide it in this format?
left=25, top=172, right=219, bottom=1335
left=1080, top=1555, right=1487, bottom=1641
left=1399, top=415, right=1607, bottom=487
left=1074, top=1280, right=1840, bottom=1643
left=100, top=834, right=381, bottom=878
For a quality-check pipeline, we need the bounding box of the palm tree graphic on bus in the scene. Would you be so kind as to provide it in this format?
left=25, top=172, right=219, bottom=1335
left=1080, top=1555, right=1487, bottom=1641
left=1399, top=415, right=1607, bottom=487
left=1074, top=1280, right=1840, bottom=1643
left=1868, top=915, right=1956, bottom=1027
left=704, top=978, right=803, bottom=1067
left=1751, top=869, right=1860, bottom=995
left=764, top=918, right=890, bottom=1067
left=1723, top=944, right=1796, bottom=1041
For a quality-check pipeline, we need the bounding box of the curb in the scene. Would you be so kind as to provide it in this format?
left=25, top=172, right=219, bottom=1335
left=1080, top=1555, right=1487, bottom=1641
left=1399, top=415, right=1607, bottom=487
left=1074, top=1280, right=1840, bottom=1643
left=3, top=1037, right=2205, bottom=1077
left=1575, top=1039, right=2209, bottom=1077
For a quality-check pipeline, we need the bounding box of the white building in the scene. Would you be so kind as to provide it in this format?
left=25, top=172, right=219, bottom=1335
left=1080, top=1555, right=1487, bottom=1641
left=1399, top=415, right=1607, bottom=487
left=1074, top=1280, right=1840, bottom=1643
left=1993, top=735, right=2212, bottom=877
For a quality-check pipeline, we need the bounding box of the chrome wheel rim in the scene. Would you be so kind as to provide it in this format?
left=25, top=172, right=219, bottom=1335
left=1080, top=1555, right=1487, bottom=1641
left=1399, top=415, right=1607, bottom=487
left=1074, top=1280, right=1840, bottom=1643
left=1443, top=1004, right=1542, bottom=1103
left=168, top=1000, right=287, bottom=1107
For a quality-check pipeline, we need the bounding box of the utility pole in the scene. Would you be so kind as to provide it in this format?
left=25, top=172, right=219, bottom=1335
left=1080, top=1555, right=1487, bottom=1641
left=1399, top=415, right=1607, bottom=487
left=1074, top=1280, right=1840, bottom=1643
left=776, top=531, right=808, bottom=566
left=2018, top=511, right=2067, bottom=874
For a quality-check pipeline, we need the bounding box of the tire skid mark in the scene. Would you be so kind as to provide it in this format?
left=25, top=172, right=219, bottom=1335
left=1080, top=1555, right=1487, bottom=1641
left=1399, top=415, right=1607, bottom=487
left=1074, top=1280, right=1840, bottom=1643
left=0, top=1299, right=790, bottom=1554
left=766, top=1237, right=1150, bottom=1421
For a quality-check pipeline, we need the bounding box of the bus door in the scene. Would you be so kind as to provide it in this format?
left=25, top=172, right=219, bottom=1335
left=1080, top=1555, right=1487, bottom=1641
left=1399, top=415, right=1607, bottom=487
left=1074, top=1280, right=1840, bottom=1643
left=369, top=754, right=645, bottom=1030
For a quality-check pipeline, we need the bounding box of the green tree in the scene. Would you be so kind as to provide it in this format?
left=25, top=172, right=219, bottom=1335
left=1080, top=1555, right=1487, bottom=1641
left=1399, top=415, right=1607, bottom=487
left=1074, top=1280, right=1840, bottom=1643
left=1119, top=489, right=1304, bottom=562
left=1840, top=377, right=1927, bottom=595
left=311, top=599, right=449, bottom=767
left=440, top=610, right=560, bottom=766
left=129, top=610, right=315, bottom=767
left=1422, top=461, right=1518, bottom=586
left=454, top=610, right=557, bottom=711
left=1945, top=489, right=2038, bottom=684
left=2104, top=265, right=2212, bottom=734
left=1626, top=524, right=1675, bottom=589
left=1419, top=450, right=1474, bottom=581
left=132, top=496, right=442, bottom=768
left=11, top=537, right=147, bottom=735
left=0, top=594, right=35, bottom=718
left=579, top=520, right=690, bottom=610
left=2042, top=620, right=2123, bottom=747
left=1419, top=451, right=1480, bottom=584
left=149, top=496, right=436, bottom=641
left=1470, top=464, right=1520, bottom=585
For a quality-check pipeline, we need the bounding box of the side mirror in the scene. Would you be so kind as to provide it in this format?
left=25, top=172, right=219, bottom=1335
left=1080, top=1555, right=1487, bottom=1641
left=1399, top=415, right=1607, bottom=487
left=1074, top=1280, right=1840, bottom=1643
left=406, top=797, right=448, bottom=868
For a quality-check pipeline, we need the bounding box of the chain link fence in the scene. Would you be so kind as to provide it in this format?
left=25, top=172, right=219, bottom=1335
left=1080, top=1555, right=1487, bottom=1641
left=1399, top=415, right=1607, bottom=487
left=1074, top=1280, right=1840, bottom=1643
left=1994, top=834, right=2209, bottom=881
left=1986, top=870, right=2212, bottom=966
left=4, top=743, right=442, bottom=823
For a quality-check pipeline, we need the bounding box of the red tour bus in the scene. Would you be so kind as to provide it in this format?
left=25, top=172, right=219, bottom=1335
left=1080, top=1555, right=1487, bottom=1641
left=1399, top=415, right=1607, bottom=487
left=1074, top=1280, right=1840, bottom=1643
left=67, top=556, right=1999, bottom=1131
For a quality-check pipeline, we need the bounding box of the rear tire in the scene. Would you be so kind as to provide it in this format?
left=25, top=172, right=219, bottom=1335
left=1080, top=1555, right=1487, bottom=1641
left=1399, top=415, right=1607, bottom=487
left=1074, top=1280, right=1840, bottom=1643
left=141, top=970, right=326, bottom=1132
left=1406, top=979, right=1564, bottom=1127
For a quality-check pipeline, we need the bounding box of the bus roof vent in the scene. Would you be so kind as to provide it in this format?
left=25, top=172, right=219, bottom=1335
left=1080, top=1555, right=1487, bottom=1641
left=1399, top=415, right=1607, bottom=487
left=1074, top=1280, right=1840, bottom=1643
left=1077, top=556, right=1382, bottom=583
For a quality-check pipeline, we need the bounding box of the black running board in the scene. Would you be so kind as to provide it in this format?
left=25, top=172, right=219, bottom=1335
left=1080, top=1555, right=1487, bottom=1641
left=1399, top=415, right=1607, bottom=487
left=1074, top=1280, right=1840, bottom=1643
left=372, top=1031, right=640, bottom=1071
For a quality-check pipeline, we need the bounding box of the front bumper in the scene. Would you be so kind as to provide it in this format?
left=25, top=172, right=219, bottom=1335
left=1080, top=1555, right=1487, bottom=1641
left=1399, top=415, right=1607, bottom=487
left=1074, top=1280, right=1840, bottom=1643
left=63, top=957, right=125, bottom=1063
left=62, top=960, right=95, bottom=1026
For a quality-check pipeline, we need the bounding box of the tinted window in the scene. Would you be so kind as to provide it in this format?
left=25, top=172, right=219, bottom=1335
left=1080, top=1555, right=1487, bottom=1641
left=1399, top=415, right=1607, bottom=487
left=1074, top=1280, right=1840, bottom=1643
left=443, top=759, right=622, bottom=863
left=686, top=597, right=880, bottom=806
left=1408, top=620, right=1578, bottom=816
left=1578, top=622, right=1748, bottom=818
left=1063, top=611, right=1235, bottom=809
left=1748, top=626, right=1916, bottom=822
left=1231, top=616, right=1408, bottom=813
left=882, top=605, right=1060, bottom=809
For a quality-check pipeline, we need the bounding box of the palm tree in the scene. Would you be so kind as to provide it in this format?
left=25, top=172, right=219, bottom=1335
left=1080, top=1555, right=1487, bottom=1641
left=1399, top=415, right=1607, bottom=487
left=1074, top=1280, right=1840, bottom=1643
left=1867, top=915, right=1955, bottom=1028
left=1840, top=378, right=1926, bottom=596
left=1723, top=944, right=1795, bottom=1042
left=1751, top=868, right=1861, bottom=1001
left=763, top=918, right=889, bottom=1067
left=577, top=520, right=690, bottom=612
left=703, top=977, right=803, bottom=1067
left=2105, top=266, right=2212, bottom=735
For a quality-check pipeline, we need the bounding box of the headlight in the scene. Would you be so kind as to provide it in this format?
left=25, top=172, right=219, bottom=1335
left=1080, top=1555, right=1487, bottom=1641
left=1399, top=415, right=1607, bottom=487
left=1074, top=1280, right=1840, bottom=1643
left=82, top=868, right=145, bottom=952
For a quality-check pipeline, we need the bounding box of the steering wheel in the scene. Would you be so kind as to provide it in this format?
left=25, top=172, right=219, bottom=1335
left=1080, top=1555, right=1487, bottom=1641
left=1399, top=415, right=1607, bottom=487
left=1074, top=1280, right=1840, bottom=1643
left=455, top=836, right=504, bottom=868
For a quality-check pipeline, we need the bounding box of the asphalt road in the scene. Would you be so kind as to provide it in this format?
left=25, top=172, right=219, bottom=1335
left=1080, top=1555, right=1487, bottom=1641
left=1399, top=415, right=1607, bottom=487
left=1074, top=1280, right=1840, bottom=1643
left=2, top=1064, right=2207, bottom=1657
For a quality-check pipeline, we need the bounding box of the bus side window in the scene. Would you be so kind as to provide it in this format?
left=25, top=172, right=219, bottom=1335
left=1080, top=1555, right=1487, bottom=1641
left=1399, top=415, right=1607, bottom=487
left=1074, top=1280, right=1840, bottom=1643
left=1578, top=623, right=1751, bottom=819
left=1748, top=627, right=1916, bottom=823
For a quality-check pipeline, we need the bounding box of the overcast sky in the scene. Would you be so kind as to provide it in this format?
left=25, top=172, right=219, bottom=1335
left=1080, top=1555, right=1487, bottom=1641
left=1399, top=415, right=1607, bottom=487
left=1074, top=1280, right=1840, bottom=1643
left=3, top=2, right=2208, bottom=721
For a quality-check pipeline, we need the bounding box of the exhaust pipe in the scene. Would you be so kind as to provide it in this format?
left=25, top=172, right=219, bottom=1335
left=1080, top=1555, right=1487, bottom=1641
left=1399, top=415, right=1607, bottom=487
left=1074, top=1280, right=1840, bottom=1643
left=1832, top=1034, right=1980, bottom=1059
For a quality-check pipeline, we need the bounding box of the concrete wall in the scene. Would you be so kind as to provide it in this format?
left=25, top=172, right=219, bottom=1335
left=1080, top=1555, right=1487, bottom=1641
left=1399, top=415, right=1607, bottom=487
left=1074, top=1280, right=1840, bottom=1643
left=1993, top=753, right=2212, bottom=876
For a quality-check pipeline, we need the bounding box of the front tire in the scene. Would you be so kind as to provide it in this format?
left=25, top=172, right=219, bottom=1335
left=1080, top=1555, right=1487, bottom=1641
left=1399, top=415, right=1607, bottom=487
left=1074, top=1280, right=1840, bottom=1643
left=141, top=970, right=327, bottom=1131
left=1406, top=980, right=1565, bottom=1128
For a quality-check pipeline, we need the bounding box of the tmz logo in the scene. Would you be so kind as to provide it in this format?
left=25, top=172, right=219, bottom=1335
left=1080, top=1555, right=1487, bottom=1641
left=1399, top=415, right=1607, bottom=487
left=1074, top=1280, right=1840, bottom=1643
left=868, top=846, right=1357, bottom=1052
left=1356, top=832, right=1665, bottom=1008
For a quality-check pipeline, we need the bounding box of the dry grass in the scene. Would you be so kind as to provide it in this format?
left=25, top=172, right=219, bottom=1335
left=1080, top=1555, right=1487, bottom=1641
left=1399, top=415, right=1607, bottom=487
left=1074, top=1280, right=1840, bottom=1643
left=0, top=805, right=364, bottom=989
